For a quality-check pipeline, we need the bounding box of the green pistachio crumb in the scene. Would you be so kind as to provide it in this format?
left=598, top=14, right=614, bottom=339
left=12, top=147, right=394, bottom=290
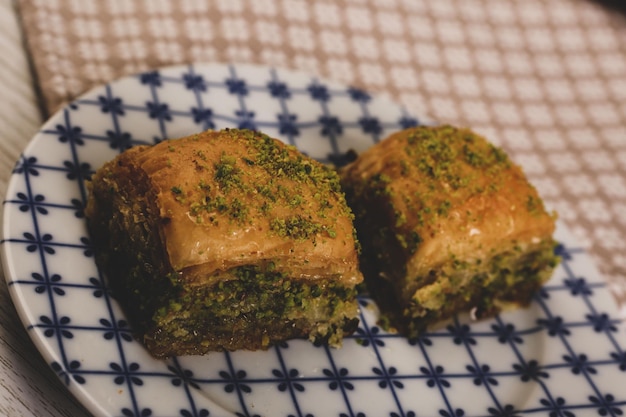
left=271, top=215, right=329, bottom=240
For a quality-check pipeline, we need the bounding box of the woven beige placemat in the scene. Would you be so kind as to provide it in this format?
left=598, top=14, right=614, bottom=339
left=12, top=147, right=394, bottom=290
left=17, top=0, right=626, bottom=311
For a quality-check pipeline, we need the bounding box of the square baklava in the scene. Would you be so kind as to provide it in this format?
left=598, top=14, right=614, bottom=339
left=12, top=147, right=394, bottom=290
left=340, top=125, right=558, bottom=336
left=86, top=128, right=363, bottom=357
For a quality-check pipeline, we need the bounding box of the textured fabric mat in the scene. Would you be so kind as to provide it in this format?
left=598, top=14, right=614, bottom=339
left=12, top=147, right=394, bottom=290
left=17, top=0, right=626, bottom=312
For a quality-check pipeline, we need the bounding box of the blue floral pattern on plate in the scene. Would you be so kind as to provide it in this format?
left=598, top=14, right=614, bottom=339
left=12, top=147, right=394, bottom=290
left=2, top=63, right=626, bottom=417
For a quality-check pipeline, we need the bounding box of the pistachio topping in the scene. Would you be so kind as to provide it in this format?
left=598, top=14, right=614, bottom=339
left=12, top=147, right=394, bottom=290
left=164, top=128, right=354, bottom=242
left=269, top=214, right=337, bottom=241
left=213, top=153, right=243, bottom=191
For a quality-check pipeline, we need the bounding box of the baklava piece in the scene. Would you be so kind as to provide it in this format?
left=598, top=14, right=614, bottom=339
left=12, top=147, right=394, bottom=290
left=85, top=128, right=363, bottom=357
left=340, top=125, right=558, bottom=336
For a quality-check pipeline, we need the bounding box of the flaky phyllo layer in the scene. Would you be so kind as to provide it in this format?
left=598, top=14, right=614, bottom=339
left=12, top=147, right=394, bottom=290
left=340, top=125, right=559, bottom=336
left=86, top=129, right=363, bottom=357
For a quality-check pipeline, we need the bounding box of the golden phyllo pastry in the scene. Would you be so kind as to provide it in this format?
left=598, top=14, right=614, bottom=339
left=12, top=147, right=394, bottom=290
left=339, top=125, right=558, bottom=336
left=85, top=128, right=363, bottom=357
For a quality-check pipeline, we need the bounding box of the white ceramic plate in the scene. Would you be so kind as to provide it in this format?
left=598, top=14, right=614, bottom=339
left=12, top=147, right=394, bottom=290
left=3, top=63, right=626, bottom=417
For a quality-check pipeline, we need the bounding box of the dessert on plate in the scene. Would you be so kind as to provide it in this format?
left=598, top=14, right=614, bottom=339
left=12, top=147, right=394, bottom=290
left=339, top=125, right=559, bottom=336
left=85, top=128, right=363, bottom=357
